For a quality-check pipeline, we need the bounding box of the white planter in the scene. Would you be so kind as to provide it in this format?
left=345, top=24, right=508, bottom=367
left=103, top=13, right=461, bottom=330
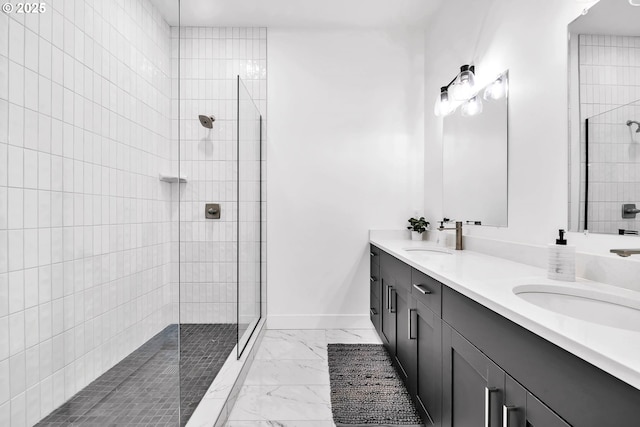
left=411, top=231, right=423, bottom=241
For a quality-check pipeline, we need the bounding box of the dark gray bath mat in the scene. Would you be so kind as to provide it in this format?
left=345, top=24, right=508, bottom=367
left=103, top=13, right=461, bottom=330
left=327, top=344, right=423, bottom=427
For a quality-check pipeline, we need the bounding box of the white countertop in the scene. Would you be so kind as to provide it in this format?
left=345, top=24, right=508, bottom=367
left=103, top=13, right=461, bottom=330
left=370, top=236, right=640, bottom=391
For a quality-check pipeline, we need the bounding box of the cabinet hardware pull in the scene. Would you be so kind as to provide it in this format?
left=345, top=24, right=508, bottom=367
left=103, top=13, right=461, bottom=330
left=370, top=252, right=376, bottom=257
left=370, top=308, right=377, bottom=316
left=408, top=308, right=417, bottom=340
left=502, top=405, right=515, bottom=427
left=390, top=288, right=396, bottom=313
left=413, top=284, right=432, bottom=295
left=485, top=387, right=498, bottom=427
left=370, top=276, right=377, bottom=282
left=386, top=286, right=391, bottom=311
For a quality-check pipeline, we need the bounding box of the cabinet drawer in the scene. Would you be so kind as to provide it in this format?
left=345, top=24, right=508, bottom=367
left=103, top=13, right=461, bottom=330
left=370, top=244, right=381, bottom=267
left=381, top=251, right=411, bottom=291
left=411, top=268, right=442, bottom=316
left=370, top=272, right=380, bottom=301
left=370, top=292, right=381, bottom=331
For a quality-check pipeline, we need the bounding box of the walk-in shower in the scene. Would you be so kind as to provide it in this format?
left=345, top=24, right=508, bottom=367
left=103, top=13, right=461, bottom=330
left=1, top=1, right=265, bottom=426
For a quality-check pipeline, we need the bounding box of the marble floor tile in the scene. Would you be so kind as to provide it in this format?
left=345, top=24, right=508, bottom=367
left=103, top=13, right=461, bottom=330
left=325, top=328, right=383, bottom=344
left=226, top=421, right=336, bottom=426
left=255, top=330, right=327, bottom=360
left=225, top=328, right=387, bottom=426
left=227, top=385, right=332, bottom=421
left=244, top=359, right=330, bottom=386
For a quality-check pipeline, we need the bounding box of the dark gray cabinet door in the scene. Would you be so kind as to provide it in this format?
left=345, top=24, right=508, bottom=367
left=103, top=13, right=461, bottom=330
left=414, top=299, right=442, bottom=427
left=380, top=274, right=396, bottom=351
left=395, top=288, right=414, bottom=387
left=504, top=375, right=571, bottom=427
left=442, top=323, right=504, bottom=427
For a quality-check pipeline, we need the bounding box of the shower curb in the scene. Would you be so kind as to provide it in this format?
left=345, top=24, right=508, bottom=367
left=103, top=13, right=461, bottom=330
left=186, top=318, right=266, bottom=427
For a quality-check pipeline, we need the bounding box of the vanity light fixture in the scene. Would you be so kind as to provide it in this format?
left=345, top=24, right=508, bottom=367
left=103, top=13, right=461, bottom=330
left=434, top=64, right=476, bottom=117
left=630, top=0, right=640, bottom=6
left=451, top=65, right=476, bottom=101
left=461, top=95, right=483, bottom=117
left=434, top=86, right=456, bottom=117
left=483, top=73, right=508, bottom=101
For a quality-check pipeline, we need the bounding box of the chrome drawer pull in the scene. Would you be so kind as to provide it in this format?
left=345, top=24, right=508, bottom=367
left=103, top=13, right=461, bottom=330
left=485, top=387, right=498, bottom=427
left=370, top=276, right=377, bottom=282
left=408, top=308, right=417, bottom=340
left=370, top=308, right=377, bottom=316
left=413, top=284, right=432, bottom=295
left=503, top=405, right=516, bottom=427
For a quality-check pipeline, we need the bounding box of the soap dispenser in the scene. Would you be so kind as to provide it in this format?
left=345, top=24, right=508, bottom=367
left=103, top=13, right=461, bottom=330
left=548, top=229, right=575, bottom=282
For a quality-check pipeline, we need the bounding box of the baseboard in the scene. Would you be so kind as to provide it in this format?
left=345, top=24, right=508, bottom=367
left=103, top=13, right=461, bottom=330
left=266, top=314, right=373, bottom=330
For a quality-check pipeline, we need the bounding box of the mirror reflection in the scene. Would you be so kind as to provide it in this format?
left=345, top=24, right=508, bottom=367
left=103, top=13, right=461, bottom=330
left=442, top=72, right=509, bottom=227
left=568, top=0, right=640, bottom=234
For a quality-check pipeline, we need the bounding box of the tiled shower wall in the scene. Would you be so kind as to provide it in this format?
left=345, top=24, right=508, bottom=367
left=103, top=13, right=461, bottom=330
left=171, top=27, right=266, bottom=323
left=0, top=1, right=174, bottom=425
left=579, top=34, right=640, bottom=233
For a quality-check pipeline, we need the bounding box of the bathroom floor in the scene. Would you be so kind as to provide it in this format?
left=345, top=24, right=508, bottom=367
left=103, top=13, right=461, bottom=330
left=36, top=324, right=236, bottom=427
left=225, top=328, right=383, bottom=426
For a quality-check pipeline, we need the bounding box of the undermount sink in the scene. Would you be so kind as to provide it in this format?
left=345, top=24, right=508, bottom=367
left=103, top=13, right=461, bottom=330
left=403, top=247, right=452, bottom=255
left=513, top=285, right=640, bottom=332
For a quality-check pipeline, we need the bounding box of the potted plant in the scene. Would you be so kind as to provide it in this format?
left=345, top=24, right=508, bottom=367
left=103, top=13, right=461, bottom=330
left=407, top=217, right=429, bottom=241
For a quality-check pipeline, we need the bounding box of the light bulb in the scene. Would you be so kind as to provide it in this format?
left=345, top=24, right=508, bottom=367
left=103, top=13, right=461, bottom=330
left=630, top=0, right=640, bottom=6
left=452, top=65, right=476, bottom=101
left=434, top=87, right=456, bottom=117
left=461, top=96, right=483, bottom=117
left=483, top=75, right=508, bottom=101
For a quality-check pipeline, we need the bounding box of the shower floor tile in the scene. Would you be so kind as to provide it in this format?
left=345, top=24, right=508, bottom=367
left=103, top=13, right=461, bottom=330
left=36, top=324, right=236, bottom=427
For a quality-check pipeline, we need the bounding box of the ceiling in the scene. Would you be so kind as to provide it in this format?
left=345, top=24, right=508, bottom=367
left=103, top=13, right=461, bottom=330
left=150, top=0, right=442, bottom=28
left=569, top=0, right=640, bottom=36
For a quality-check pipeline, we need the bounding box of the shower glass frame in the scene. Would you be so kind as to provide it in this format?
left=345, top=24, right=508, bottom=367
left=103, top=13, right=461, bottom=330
left=236, top=75, right=263, bottom=358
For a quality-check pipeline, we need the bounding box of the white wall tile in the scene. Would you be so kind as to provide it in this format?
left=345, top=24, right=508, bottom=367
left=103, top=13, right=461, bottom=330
left=0, top=358, right=8, bottom=405
left=4, top=1, right=176, bottom=423
left=8, top=20, right=24, bottom=66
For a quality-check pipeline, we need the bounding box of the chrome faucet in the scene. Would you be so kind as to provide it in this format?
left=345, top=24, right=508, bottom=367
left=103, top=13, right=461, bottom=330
left=438, top=219, right=463, bottom=250
left=610, top=249, right=640, bottom=257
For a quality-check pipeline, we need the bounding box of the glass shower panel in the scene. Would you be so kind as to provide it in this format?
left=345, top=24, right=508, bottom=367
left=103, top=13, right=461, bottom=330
left=583, top=99, right=640, bottom=234
left=237, top=76, right=262, bottom=357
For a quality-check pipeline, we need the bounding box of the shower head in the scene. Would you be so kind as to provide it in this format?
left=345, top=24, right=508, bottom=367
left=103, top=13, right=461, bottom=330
left=627, top=120, right=640, bottom=133
left=199, top=115, right=216, bottom=129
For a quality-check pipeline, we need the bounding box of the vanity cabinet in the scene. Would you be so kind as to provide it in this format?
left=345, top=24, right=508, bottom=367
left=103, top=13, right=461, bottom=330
left=368, top=245, right=640, bottom=427
left=442, top=323, right=569, bottom=427
left=443, top=285, right=640, bottom=427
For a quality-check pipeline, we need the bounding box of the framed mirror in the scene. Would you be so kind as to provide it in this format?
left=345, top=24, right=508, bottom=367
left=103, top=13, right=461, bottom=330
left=442, top=72, right=509, bottom=227
left=568, top=0, right=640, bottom=235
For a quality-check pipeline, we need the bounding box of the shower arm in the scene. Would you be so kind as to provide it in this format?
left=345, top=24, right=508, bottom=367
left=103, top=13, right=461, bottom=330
left=627, top=120, right=640, bottom=132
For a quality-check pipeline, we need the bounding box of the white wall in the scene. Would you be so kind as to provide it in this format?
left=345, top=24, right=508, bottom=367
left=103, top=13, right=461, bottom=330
left=0, top=1, right=173, bottom=425
left=267, top=28, right=424, bottom=329
left=424, top=0, right=595, bottom=246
